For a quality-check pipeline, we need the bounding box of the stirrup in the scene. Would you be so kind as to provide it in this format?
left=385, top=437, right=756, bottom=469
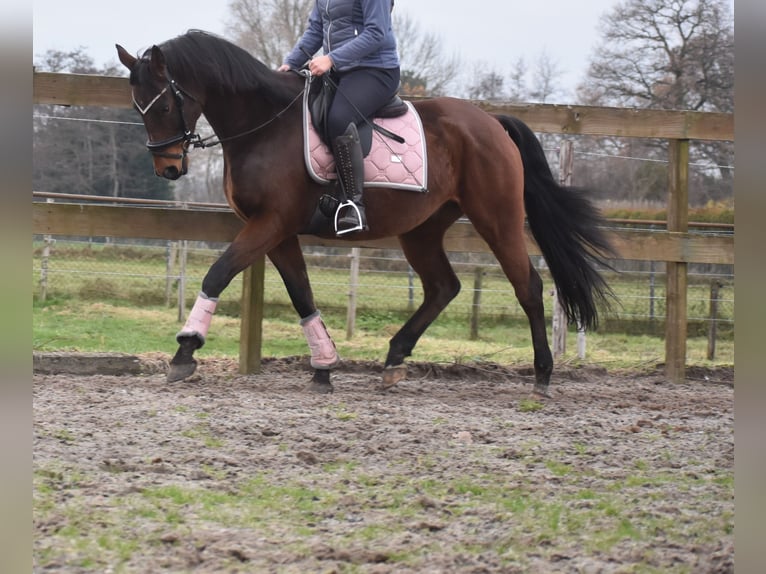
left=334, top=200, right=365, bottom=236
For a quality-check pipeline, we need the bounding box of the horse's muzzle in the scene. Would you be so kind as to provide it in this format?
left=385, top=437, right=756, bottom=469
left=160, top=165, right=185, bottom=180
left=151, top=146, right=188, bottom=180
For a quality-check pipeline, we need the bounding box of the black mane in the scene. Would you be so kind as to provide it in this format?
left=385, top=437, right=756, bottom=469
left=135, top=30, right=299, bottom=103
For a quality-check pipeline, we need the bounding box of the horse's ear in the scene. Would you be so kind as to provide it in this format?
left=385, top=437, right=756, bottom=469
left=148, top=45, right=167, bottom=80
left=115, top=44, right=136, bottom=70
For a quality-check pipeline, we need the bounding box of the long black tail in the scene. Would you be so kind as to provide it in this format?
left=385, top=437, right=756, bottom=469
left=494, top=114, right=617, bottom=330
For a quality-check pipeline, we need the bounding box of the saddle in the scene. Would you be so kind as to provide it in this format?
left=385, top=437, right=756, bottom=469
left=372, top=95, right=410, bottom=118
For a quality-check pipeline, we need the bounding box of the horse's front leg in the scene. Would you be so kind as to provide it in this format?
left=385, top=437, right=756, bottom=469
left=167, top=220, right=276, bottom=382
left=268, top=236, right=339, bottom=393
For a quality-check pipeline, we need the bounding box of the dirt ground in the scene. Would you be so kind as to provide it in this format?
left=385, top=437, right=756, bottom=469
left=33, top=355, right=734, bottom=573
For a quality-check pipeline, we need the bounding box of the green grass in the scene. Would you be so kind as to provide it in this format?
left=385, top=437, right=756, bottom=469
left=180, top=423, right=225, bottom=448
left=32, top=299, right=734, bottom=371
left=518, top=399, right=545, bottom=413
left=32, top=297, right=734, bottom=370
left=32, top=241, right=734, bottom=369
left=32, top=241, right=735, bottom=325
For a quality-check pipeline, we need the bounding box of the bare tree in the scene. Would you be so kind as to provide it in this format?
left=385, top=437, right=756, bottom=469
left=460, top=50, right=563, bottom=104
left=225, top=0, right=313, bottom=68
left=528, top=50, right=564, bottom=104
left=393, top=11, right=460, bottom=96
left=505, top=57, right=529, bottom=102
left=574, top=0, right=734, bottom=204
left=464, top=67, right=506, bottom=101
left=35, top=49, right=99, bottom=74
left=578, top=0, right=733, bottom=112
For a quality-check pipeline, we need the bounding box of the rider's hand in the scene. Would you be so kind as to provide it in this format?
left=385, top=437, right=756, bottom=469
left=277, top=64, right=291, bottom=72
left=308, top=55, right=333, bottom=76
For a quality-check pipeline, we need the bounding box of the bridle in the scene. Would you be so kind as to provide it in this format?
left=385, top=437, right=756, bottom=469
left=132, top=67, right=306, bottom=160
left=132, top=70, right=202, bottom=160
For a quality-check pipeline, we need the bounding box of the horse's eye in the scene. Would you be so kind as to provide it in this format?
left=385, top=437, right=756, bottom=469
left=162, top=104, right=171, bottom=113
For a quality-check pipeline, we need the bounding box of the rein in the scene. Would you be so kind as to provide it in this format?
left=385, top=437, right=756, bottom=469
left=193, top=86, right=306, bottom=149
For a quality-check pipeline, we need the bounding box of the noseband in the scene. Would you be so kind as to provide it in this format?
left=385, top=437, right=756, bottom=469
left=132, top=70, right=202, bottom=160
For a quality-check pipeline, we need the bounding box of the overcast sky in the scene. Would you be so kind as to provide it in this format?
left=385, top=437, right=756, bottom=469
left=33, top=0, right=690, bottom=100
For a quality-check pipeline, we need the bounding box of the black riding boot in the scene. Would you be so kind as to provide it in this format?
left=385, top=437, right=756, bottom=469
left=332, top=122, right=368, bottom=235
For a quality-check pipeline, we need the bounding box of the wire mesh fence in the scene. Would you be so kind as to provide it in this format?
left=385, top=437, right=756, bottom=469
left=33, top=236, right=734, bottom=355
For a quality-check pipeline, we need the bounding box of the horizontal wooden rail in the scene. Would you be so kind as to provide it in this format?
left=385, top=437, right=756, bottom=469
left=32, top=203, right=733, bottom=265
left=34, top=72, right=131, bottom=109
left=31, top=191, right=735, bottom=232
left=33, top=72, right=733, bottom=141
left=472, top=101, right=733, bottom=142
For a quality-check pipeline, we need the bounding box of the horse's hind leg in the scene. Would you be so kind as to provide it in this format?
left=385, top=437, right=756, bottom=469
left=383, top=206, right=462, bottom=387
left=515, top=259, right=553, bottom=396
left=472, top=228, right=552, bottom=396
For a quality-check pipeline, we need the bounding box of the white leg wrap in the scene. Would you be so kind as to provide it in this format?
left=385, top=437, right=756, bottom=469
left=176, top=292, right=218, bottom=345
left=300, top=311, right=340, bottom=369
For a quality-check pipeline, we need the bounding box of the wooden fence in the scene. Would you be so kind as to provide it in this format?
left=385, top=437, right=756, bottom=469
left=32, top=71, right=734, bottom=381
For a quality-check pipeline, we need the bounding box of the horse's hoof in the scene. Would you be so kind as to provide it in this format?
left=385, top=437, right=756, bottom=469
left=309, top=380, right=334, bottom=394
left=533, top=383, right=551, bottom=398
left=308, top=369, right=333, bottom=393
left=167, top=360, right=198, bottom=382
left=382, top=365, right=407, bottom=389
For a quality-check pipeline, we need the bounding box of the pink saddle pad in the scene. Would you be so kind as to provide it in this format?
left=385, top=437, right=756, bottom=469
left=303, top=100, right=428, bottom=192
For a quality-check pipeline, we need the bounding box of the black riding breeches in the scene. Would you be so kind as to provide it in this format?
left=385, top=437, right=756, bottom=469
left=325, top=67, right=400, bottom=142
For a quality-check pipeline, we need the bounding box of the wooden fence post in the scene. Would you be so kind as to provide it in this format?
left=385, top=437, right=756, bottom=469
left=551, top=289, right=567, bottom=359
left=470, top=267, right=483, bottom=340
left=407, top=267, right=415, bottom=311
left=165, top=241, right=177, bottom=307
left=40, top=236, right=50, bottom=302
left=177, top=240, right=187, bottom=323
left=649, top=259, right=656, bottom=322
left=239, top=257, right=265, bottom=374
left=551, top=140, right=576, bottom=359
left=346, top=247, right=361, bottom=340
left=707, top=281, right=720, bottom=360
left=40, top=199, right=54, bottom=302
left=665, top=139, right=689, bottom=382
left=577, top=325, right=586, bottom=360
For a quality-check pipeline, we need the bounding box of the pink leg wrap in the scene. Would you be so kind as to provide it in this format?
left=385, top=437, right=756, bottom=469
left=177, top=293, right=218, bottom=345
left=300, top=312, right=340, bottom=369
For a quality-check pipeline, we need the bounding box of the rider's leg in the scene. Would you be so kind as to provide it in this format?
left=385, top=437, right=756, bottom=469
left=326, top=67, right=400, bottom=235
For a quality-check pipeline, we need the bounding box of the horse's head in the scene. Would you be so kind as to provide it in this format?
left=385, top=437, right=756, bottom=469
left=117, top=43, right=203, bottom=180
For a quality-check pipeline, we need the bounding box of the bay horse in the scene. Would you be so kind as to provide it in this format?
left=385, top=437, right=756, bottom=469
left=116, top=30, right=615, bottom=396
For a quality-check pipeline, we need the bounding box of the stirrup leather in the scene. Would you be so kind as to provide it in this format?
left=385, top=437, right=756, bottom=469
left=334, top=200, right=365, bottom=235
